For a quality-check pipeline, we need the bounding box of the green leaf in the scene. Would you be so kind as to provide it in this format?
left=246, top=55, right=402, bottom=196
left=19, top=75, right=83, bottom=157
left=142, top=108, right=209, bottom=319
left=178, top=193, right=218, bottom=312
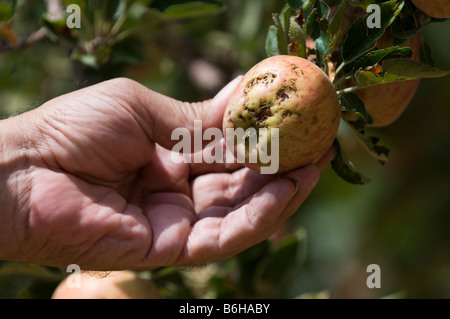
left=265, top=25, right=280, bottom=57
left=266, top=4, right=295, bottom=58
left=347, top=122, right=390, bottom=165
left=306, top=0, right=330, bottom=38
left=306, top=1, right=333, bottom=70
left=272, top=13, right=289, bottom=55
left=327, top=0, right=347, bottom=51
left=383, top=58, right=449, bottom=77
left=354, top=59, right=450, bottom=87
left=391, top=13, right=422, bottom=40
left=347, top=0, right=374, bottom=8
left=0, top=2, right=14, bottom=21
left=152, top=0, right=225, bottom=20
left=40, top=14, right=71, bottom=42
left=342, top=0, right=404, bottom=65
left=347, top=46, right=412, bottom=74
left=287, top=0, right=304, bottom=11
left=110, top=2, right=161, bottom=39
left=287, top=0, right=314, bottom=11
left=288, top=15, right=307, bottom=58
left=280, top=3, right=293, bottom=30
left=254, top=229, right=308, bottom=292
left=331, top=139, right=371, bottom=185
left=339, top=92, right=373, bottom=125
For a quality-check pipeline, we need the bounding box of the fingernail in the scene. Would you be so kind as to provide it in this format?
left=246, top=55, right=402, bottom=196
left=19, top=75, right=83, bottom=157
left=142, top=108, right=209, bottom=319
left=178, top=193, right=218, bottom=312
left=284, top=177, right=299, bottom=197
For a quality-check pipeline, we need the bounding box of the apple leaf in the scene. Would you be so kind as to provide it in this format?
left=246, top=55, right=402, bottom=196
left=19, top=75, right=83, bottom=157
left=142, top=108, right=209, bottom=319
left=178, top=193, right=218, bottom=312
left=354, top=59, right=450, bottom=87
left=287, top=0, right=304, bottom=11
left=327, top=0, right=347, bottom=50
left=150, top=0, right=225, bottom=20
left=306, top=0, right=330, bottom=38
left=287, top=0, right=314, bottom=11
left=331, top=139, right=372, bottom=185
left=339, top=92, right=373, bottom=125
left=342, top=0, right=404, bottom=66
left=273, top=12, right=289, bottom=55
left=391, top=13, right=422, bottom=40
left=382, top=59, right=449, bottom=78
left=344, top=46, right=412, bottom=74
left=288, top=15, right=307, bottom=58
left=346, top=0, right=374, bottom=8
left=266, top=25, right=280, bottom=57
left=254, top=228, right=307, bottom=290
left=266, top=5, right=294, bottom=57
left=306, top=0, right=334, bottom=70
left=347, top=122, right=390, bottom=165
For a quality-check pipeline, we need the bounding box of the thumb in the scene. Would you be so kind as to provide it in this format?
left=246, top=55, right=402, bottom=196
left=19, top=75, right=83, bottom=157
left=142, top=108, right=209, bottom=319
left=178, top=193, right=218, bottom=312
left=133, top=75, right=243, bottom=150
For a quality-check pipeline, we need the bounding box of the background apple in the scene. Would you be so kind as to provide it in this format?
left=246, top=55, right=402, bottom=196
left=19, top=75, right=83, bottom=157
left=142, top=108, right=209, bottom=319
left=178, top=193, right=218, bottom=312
left=411, top=0, right=450, bottom=19
left=51, top=270, right=162, bottom=299
left=348, top=33, right=422, bottom=127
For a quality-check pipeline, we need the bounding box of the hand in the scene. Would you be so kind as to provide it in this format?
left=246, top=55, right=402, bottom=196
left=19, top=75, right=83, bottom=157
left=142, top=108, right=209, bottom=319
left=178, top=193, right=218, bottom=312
left=0, top=77, right=334, bottom=270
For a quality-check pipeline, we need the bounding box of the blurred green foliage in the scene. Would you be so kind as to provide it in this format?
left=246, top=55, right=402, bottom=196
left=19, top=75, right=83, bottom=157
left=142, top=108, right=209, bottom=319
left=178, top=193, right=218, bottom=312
left=1, top=0, right=450, bottom=299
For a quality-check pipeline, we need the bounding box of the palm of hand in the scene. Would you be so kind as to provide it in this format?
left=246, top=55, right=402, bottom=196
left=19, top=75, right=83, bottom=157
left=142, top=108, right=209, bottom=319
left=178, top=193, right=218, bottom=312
left=14, top=79, right=324, bottom=270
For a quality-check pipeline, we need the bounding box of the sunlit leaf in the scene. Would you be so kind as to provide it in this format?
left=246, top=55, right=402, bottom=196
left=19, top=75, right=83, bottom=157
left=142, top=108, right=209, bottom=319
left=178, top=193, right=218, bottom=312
left=272, top=12, right=289, bottom=55
left=354, top=59, right=449, bottom=87
left=331, top=139, right=372, bottom=185
left=288, top=15, right=307, bottom=57
left=266, top=25, right=280, bottom=57
left=345, top=46, right=412, bottom=74
left=339, top=92, right=373, bottom=125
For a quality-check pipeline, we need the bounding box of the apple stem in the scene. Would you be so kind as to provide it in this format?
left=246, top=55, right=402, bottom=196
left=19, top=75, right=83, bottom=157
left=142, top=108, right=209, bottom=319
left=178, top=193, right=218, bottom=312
left=337, top=86, right=361, bottom=96
left=334, top=62, right=346, bottom=79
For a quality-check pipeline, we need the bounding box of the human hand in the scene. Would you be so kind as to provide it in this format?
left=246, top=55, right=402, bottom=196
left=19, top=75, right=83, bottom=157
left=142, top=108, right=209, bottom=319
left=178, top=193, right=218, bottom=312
left=0, top=77, right=334, bottom=270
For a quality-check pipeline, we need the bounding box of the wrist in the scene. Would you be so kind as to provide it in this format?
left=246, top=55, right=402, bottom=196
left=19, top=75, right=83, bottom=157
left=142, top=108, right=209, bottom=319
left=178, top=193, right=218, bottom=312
left=0, top=115, right=32, bottom=260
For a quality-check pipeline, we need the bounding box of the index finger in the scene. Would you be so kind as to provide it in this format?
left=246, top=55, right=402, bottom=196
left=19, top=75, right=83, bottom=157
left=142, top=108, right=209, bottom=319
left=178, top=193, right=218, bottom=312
left=174, top=165, right=320, bottom=266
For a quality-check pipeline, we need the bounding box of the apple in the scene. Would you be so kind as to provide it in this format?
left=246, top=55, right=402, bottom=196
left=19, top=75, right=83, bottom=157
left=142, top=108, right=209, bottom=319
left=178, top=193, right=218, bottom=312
left=223, top=55, right=340, bottom=174
left=51, top=270, right=162, bottom=299
left=347, top=33, right=422, bottom=127
left=411, top=0, right=450, bottom=19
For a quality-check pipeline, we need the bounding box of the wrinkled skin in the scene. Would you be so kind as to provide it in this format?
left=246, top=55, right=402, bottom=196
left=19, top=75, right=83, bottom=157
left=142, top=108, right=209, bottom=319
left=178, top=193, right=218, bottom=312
left=223, top=55, right=341, bottom=174
left=0, top=77, right=335, bottom=271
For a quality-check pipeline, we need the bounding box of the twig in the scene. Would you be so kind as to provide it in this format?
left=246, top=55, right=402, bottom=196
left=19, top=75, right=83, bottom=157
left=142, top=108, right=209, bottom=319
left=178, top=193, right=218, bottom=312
left=0, top=27, right=47, bottom=53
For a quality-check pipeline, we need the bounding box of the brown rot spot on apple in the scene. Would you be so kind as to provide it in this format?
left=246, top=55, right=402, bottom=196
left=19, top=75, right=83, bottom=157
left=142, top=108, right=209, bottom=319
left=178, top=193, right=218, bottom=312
left=282, top=110, right=293, bottom=118
left=312, top=115, right=318, bottom=124
left=244, top=72, right=278, bottom=93
left=255, top=106, right=273, bottom=125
